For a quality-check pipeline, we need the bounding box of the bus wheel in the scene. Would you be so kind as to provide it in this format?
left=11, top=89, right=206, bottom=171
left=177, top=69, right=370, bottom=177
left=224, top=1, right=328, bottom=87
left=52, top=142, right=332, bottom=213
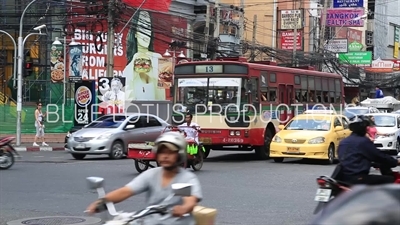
left=255, top=129, right=272, bottom=160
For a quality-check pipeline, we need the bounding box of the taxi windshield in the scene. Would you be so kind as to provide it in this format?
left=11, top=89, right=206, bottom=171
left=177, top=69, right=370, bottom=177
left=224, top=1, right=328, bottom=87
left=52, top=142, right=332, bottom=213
left=285, top=119, right=331, bottom=131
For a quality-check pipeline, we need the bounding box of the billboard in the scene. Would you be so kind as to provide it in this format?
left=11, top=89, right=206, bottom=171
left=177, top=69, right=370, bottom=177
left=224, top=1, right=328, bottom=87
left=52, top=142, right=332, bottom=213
left=279, top=31, right=302, bottom=50
left=326, top=8, right=365, bottom=27
left=280, top=10, right=302, bottom=30
left=338, top=51, right=372, bottom=65
left=333, top=0, right=364, bottom=8
left=97, top=77, right=126, bottom=115
left=325, top=39, right=348, bottom=53
left=74, top=81, right=96, bottom=126
left=335, top=27, right=363, bottom=43
left=65, top=1, right=187, bottom=102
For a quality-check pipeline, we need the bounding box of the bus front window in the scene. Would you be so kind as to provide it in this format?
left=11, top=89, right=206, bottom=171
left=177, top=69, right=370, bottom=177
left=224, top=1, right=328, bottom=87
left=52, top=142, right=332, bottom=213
left=175, top=77, right=244, bottom=113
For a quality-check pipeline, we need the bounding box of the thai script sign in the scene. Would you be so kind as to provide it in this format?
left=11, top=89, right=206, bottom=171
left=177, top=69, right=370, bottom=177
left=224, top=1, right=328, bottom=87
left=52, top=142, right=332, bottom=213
left=333, top=0, right=364, bottom=8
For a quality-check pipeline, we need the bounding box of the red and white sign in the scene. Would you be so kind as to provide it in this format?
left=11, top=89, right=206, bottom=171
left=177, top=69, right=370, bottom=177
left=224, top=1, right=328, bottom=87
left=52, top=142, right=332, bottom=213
left=279, top=31, right=302, bottom=50
left=336, top=27, right=363, bottom=43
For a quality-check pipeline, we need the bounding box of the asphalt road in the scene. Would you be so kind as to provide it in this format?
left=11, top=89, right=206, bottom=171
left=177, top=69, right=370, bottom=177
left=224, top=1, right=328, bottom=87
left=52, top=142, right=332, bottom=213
left=0, top=151, right=338, bottom=225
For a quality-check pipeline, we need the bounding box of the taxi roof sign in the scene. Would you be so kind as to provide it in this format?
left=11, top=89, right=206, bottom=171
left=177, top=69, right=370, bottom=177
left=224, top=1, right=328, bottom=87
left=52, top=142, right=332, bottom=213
left=303, top=110, right=336, bottom=115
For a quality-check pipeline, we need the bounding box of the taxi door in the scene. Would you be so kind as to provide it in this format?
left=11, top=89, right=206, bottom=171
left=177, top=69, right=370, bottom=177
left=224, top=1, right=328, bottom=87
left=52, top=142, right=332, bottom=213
left=333, top=116, right=346, bottom=147
left=339, top=116, right=350, bottom=138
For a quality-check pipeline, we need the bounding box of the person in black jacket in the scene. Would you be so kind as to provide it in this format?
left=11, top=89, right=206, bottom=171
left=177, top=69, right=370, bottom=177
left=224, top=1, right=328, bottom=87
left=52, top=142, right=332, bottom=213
left=337, top=116, right=400, bottom=185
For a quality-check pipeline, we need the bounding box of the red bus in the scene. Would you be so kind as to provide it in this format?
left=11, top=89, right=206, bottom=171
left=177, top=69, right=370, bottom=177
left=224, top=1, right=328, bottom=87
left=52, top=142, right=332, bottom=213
left=171, top=57, right=344, bottom=159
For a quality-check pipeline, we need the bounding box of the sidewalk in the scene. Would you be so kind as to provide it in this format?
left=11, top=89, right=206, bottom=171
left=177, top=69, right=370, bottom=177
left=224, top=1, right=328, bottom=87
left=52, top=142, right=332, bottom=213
left=12, top=143, right=66, bottom=152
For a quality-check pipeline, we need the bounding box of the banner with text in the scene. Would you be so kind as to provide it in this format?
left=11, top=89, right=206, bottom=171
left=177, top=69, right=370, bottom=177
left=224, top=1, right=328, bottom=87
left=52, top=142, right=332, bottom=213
left=74, top=81, right=96, bottom=126
left=69, top=45, right=83, bottom=82
left=338, top=51, right=372, bottom=65
left=325, top=39, right=348, bottom=53
left=333, top=0, right=364, bottom=8
left=326, top=8, right=365, bottom=27
left=97, top=77, right=126, bottom=115
left=50, top=42, right=64, bottom=83
left=279, top=31, right=302, bottom=50
left=335, top=27, right=363, bottom=43
left=280, top=10, right=302, bottom=30
left=66, top=1, right=187, bottom=102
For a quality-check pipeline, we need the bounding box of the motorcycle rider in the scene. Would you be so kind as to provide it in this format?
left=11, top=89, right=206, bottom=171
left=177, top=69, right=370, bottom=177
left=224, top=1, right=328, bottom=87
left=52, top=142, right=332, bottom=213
left=178, top=113, right=200, bottom=144
left=338, top=115, right=400, bottom=185
left=86, top=132, right=202, bottom=225
left=310, top=184, right=400, bottom=225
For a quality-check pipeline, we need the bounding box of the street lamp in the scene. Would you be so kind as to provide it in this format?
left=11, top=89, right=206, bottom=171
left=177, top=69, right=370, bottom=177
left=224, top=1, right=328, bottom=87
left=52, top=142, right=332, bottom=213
left=0, top=30, right=17, bottom=88
left=163, top=50, right=186, bottom=58
left=16, top=0, right=45, bottom=146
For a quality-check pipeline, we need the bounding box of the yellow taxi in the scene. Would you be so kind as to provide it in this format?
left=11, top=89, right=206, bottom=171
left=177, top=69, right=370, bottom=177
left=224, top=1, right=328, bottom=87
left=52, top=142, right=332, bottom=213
left=270, top=110, right=351, bottom=164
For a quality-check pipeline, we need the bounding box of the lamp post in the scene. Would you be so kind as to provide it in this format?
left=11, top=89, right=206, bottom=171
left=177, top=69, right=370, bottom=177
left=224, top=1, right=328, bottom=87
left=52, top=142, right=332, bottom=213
left=16, top=0, right=46, bottom=146
left=0, top=30, right=17, bottom=88
left=163, top=50, right=185, bottom=85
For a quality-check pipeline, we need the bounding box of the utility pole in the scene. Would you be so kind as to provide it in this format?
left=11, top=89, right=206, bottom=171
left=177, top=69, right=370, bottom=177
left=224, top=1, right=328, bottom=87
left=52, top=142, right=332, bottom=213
left=318, top=0, right=328, bottom=71
left=239, top=0, right=245, bottom=42
left=211, top=0, right=220, bottom=59
left=292, top=2, right=299, bottom=67
left=204, top=4, right=211, bottom=59
left=106, top=0, right=116, bottom=77
left=250, top=14, right=257, bottom=62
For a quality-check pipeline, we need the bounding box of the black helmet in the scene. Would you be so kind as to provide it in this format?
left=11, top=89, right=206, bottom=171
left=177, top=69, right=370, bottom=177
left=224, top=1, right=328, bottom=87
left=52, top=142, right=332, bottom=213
left=348, top=115, right=370, bottom=136
left=310, top=184, right=400, bottom=225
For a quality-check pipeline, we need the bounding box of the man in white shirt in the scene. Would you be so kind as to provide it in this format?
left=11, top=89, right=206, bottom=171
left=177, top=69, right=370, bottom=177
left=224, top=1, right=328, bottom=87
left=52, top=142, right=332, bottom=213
left=101, top=77, right=125, bottom=113
left=178, top=113, right=200, bottom=144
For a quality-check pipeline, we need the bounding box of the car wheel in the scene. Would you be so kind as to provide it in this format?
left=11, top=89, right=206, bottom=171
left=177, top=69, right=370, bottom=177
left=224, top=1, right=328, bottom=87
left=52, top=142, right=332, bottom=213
left=326, top=144, right=335, bottom=165
left=71, top=153, right=86, bottom=160
left=254, top=129, right=272, bottom=160
left=273, top=157, right=284, bottom=163
left=109, top=141, right=124, bottom=159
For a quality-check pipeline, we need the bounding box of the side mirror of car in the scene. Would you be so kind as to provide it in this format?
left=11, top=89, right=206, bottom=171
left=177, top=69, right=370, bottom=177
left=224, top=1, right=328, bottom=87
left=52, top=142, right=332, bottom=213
left=334, top=126, right=344, bottom=131
left=278, top=125, right=285, bottom=130
left=125, top=124, right=135, bottom=130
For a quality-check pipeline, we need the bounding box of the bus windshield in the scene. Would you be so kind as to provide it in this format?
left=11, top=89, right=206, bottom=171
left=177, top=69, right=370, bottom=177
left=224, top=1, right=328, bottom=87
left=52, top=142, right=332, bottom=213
left=175, top=77, right=245, bottom=113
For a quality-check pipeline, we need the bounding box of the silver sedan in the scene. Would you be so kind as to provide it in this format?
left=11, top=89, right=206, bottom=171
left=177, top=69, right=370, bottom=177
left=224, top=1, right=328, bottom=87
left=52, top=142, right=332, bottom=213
left=66, top=113, right=169, bottom=160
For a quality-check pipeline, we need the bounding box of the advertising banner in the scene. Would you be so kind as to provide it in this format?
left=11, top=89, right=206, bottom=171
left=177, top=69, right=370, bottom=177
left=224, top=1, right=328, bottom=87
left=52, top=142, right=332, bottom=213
left=66, top=1, right=187, bottom=102
left=326, top=8, right=365, bottom=27
left=394, top=27, right=399, bottom=58
left=69, top=45, right=83, bottom=82
left=338, top=51, right=372, bottom=65
left=50, top=42, right=64, bottom=83
left=279, top=31, right=302, bottom=50
left=97, top=77, right=126, bottom=115
left=280, top=10, right=302, bottom=29
left=325, top=39, right=348, bottom=53
left=74, top=81, right=96, bottom=126
left=333, top=0, right=364, bottom=8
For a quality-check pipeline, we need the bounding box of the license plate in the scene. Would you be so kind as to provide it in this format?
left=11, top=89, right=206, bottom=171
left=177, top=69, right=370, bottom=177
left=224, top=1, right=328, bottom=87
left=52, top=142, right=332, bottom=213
left=287, top=147, right=299, bottom=153
left=76, top=144, right=86, bottom=149
left=199, top=137, right=212, bottom=144
left=314, top=188, right=332, bottom=202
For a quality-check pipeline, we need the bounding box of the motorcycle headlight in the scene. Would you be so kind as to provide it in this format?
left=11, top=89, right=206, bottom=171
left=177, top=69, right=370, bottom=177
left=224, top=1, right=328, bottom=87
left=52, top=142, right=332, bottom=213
left=308, top=137, right=325, bottom=144
left=272, top=136, right=282, bottom=143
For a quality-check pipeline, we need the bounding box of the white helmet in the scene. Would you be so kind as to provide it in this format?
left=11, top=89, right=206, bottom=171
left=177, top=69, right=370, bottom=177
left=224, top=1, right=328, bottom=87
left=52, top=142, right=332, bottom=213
left=153, top=132, right=187, bottom=165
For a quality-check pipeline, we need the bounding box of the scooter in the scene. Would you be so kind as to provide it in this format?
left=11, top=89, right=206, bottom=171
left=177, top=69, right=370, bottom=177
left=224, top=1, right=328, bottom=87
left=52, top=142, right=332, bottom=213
left=85, top=176, right=193, bottom=224
left=0, top=136, right=20, bottom=170
left=313, top=160, right=400, bottom=215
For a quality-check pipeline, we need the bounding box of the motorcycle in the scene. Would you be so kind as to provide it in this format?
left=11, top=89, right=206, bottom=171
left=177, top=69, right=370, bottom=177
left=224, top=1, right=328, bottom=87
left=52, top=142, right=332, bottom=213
left=313, top=160, right=400, bottom=215
left=0, top=136, right=20, bottom=170
left=85, top=176, right=193, bottom=224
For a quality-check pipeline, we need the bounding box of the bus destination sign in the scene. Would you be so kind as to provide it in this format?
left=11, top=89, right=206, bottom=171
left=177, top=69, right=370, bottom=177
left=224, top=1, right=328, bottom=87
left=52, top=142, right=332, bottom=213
left=195, top=65, right=223, bottom=74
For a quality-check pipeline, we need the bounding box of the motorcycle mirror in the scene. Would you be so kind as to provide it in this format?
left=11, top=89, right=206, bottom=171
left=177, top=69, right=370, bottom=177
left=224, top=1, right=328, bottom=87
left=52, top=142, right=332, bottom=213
left=86, top=176, right=104, bottom=190
left=171, top=183, right=192, bottom=196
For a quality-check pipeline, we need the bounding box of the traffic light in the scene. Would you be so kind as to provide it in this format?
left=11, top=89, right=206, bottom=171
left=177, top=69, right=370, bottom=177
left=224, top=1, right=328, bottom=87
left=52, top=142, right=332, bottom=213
left=23, top=50, right=33, bottom=77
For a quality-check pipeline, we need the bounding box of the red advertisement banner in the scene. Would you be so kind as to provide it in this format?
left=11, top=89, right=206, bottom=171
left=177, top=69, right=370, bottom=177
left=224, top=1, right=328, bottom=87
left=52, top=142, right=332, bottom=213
left=279, top=31, right=302, bottom=50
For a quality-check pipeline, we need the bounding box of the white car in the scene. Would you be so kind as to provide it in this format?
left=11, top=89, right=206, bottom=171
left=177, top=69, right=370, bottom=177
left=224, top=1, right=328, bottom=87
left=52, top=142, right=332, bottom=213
left=366, top=113, right=400, bottom=153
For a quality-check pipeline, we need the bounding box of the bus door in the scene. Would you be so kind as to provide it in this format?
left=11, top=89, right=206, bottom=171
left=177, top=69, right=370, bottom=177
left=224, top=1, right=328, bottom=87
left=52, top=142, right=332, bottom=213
left=279, top=84, right=294, bottom=124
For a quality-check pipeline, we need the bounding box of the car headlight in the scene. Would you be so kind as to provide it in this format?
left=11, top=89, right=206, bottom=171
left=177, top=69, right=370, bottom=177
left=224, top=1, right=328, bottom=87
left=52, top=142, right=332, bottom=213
left=97, top=133, right=113, bottom=139
left=308, top=137, right=325, bottom=144
left=272, top=136, right=282, bottom=143
left=66, top=132, right=71, bottom=137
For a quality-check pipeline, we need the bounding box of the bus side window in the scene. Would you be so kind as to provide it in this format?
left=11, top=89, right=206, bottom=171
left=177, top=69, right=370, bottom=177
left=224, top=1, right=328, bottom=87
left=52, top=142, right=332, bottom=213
left=300, top=76, right=308, bottom=102
left=335, top=79, right=341, bottom=103
left=308, top=76, right=315, bottom=102
left=295, top=89, right=301, bottom=103
left=269, top=88, right=277, bottom=102
left=328, top=79, right=335, bottom=103
left=315, top=77, right=322, bottom=103
left=322, top=79, right=329, bottom=103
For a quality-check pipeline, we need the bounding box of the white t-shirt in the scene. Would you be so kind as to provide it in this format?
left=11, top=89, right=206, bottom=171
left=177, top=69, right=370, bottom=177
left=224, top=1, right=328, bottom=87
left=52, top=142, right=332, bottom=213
left=179, top=122, right=200, bottom=143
